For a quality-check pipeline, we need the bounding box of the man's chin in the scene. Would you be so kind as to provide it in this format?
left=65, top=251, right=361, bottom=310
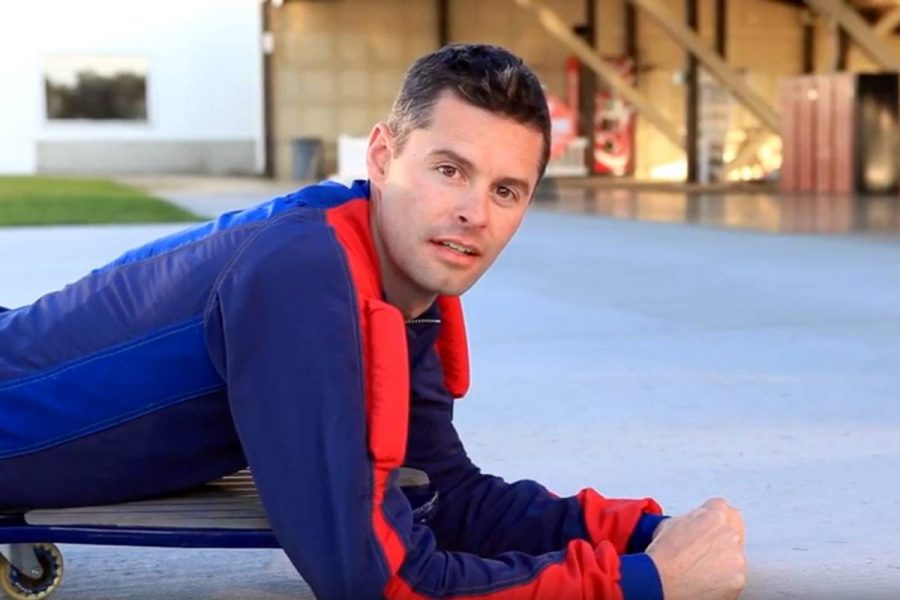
left=432, top=278, right=479, bottom=298
left=411, top=266, right=484, bottom=298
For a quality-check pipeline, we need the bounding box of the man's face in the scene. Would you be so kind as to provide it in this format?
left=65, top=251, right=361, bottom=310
left=368, top=92, right=543, bottom=306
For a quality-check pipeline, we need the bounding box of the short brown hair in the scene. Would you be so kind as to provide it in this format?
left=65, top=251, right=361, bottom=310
left=387, top=44, right=551, bottom=179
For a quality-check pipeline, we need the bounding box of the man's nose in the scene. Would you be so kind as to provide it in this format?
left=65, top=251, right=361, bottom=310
left=455, top=188, right=490, bottom=227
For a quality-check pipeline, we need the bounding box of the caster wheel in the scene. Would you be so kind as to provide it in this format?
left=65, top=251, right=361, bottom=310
left=0, top=544, right=64, bottom=600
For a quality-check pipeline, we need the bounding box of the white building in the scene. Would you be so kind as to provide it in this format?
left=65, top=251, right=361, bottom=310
left=0, top=0, right=264, bottom=175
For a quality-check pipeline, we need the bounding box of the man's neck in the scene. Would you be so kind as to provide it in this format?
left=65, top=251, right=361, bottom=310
left=385, top=285, right=437, bottom=321
left=368, top=192, right=437, bottom=320
left=376, top=241, right=436, bottom=320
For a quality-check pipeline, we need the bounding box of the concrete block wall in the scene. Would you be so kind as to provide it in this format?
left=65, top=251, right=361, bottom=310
left=729, top=0, right=805, bottom=95
left=270, top=0, right=584, bottom=180
left=448, top=0, right=584, bottom=100
left=270, top=0, right=437, bottom=179
left=270, top=0, right=817, bottom=181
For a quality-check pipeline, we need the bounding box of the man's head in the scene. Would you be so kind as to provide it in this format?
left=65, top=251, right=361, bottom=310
left=386, top=44, right=551, bottom=180
left=367, top=44, right=549, bottom=318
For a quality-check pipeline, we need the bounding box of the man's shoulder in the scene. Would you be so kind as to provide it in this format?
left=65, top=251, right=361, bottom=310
left=204, top=179, right=371, bottom=245
left=233, top=178, right=370, bottom=243
left=279, top=179, right=371, bottom=210
left=211, top=179, right=378, bottom=304
left=96, top=180, right=370, bottom=275
left=235, top=208, right=338, bottom=262
left=223, top=209, right=367, bottom=288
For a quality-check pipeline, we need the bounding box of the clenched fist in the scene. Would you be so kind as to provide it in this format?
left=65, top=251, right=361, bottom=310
left=646, top=498, right=746, bottom=600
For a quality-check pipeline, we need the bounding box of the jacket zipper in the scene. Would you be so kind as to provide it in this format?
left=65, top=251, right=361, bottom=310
left=405, top=318, right=441, bottom=326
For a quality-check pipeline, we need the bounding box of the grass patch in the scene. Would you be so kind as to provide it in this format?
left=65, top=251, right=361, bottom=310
left=0, top=176, right=200, bottom=226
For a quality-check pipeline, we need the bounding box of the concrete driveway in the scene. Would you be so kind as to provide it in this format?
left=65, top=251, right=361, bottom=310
left=1, top=202, right=899, bottom=599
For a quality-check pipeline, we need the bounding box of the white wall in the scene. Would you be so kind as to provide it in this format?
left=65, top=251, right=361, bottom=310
left=0, top=0, right=263, bottom=174
left=0, top=10, right=41, bottom=173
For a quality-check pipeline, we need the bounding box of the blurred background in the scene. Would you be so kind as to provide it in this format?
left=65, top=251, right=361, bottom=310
left=2, top=0, right=900, bottom=234
left=1, top=2, right=899, bottom=598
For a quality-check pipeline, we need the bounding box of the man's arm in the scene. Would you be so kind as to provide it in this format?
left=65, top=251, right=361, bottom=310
left=404, top=317, right=747, bottom=600
left=405, top=335, right=665, bottom=569
left=204, top=216, right=659, bottom=600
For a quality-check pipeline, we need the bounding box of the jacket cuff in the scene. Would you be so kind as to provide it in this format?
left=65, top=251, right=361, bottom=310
left=619, top=553, right=664, bottom=600
left=626, top=513, right=669, bottom=553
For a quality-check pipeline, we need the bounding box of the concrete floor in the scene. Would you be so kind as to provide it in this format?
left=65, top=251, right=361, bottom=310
left=1, top=189, right=899, bottom=599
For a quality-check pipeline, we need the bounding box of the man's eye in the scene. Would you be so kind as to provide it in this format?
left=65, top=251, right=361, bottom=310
left=496, top=186, right=517, bottom=202
left=437, top=165, right=458, bottom=178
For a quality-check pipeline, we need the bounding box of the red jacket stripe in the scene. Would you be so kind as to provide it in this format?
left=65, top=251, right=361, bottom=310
left=435, top=296, right=470, bottom=398
left=327, top=200, right=408, bottom=573
left=577, top=490, right=664, bottom=554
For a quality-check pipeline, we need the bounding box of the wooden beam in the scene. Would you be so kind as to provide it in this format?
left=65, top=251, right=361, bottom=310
left=830, top=21, right=850, bottom=71
left=802, top=10, right=816, bottom=73
left=715, top=0, right=727, bottom=56
left=586, top=0, right=597, bottom=46
left=438, top=0, right=450, bottom=46
left=262, top=1, right=274, bottom=178
left=628, top=0, right=780, bottom=133
left=626, top=0, right=638, bottom=59
left=581, top=0, right=598, bottom=171
left=874, top=5, right=900, bottom=36
left=512, top=0, right=684, bottom=149
left=686, top=0, right=700, bottom=182
left=803, top=0, right=900, bottom=69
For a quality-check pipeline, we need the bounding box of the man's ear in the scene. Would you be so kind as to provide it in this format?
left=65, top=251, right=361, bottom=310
left=366, top=122, right=393, bottom=184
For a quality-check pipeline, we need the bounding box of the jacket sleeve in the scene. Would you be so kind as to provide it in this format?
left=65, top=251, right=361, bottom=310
left=204, top=218, right=662, bottom=600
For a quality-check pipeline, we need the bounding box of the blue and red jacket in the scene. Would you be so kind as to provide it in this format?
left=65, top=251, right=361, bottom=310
left=0, top=180, right=665, bottom=599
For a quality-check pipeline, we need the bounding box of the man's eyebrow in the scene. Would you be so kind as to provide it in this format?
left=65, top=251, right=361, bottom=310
left=428, top=148, right=476, bottom=172
left=428, top=148, right=532, bottom=194
left=495, top=175, right=532, bottom=195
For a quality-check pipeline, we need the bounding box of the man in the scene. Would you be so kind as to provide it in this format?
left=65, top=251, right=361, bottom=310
left=0, top=45, right=745, bottom=599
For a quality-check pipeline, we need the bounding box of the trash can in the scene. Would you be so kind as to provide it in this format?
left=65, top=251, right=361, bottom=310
left=291, top=137, right=323, bottom=180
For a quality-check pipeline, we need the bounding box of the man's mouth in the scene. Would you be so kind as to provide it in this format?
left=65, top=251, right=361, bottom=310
left=435, top=240, right=479, bottom=256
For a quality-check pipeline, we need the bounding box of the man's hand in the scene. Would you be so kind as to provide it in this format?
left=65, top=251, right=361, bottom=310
left=646, top=498, right=746, bottom=600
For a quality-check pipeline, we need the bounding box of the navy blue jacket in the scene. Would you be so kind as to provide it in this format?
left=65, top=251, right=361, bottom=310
left=0, top=180, right=664, bottom=599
